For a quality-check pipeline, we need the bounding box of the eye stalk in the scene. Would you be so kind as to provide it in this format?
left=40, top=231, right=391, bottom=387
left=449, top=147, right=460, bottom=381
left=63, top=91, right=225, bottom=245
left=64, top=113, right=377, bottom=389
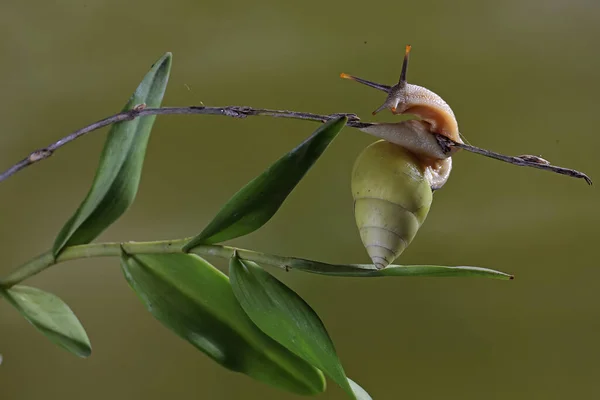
left=339, top=73, right=391, bottom=93
left=341, top=44, right=413, bottom=116
left=399, top=44, right=411, bottom=86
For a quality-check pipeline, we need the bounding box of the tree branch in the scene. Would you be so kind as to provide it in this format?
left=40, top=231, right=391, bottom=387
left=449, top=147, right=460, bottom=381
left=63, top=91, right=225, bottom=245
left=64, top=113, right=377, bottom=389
left=435, top=136, right=593, bottom=185
left=0, top=105, right=591, bottom=185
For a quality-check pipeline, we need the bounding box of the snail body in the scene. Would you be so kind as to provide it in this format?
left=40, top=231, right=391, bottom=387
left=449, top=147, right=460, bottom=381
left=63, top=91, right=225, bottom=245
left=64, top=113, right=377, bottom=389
left=342, top=45, right=460, bottom=268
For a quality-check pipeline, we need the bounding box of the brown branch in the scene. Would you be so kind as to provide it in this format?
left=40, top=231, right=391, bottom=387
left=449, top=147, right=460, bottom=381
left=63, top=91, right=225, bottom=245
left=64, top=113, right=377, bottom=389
left=435, top=136, right=592, bottom=185
left=0, top=105, right=592, bottom=185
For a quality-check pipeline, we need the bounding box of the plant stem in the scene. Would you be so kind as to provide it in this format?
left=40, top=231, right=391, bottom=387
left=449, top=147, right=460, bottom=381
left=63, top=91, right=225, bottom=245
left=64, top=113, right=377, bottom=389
left=0, top=238, right=515, bottom=288
left=0, top=105, right=591, bottom=185
left=0, top=239, right=308, bottom=288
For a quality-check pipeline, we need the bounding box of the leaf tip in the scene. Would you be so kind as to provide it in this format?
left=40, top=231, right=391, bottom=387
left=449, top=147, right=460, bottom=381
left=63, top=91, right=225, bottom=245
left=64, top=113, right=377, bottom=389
left=155, top=51, right=173, bottom=65
left=329, top=114, right=348, bottom=127
left=76, top=344, right=93, bottom=358
left=162, top=52, right=173, bottom=67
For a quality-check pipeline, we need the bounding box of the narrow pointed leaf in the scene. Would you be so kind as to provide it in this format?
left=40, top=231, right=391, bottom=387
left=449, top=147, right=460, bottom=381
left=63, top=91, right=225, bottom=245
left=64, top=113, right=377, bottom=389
left=183, top=116, right=347, bottom=251
left=286, top=258, right=514, bottom=280
left=121, top=252, right=326, bottom=396
left=53, top=53, right=172, bottom=256
left=376, top=264, right=514, bottom=279
left=229, top=255, right=358, bottom=399
left=0, top=285, right=91, bottom=357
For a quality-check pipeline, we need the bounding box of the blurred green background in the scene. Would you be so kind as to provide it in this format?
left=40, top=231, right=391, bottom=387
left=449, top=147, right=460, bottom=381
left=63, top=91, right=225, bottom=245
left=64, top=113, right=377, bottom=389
left=1, top=0, right=599, bottom=399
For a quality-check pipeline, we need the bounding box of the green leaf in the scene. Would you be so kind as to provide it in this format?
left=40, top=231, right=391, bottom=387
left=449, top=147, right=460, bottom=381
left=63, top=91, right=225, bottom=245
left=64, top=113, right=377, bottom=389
left=183, top=116, right=347, bottom=251
left=0, top=285, right=91, bottom=357
left=286, top=258, right=514, bottom=280
left=120, top=252, right=326, bottom=396
left=52, top=53, right=172, bottom=257
left=229, top=254, right=362, bottom=400
left=376, top=265, right=514, bottom=279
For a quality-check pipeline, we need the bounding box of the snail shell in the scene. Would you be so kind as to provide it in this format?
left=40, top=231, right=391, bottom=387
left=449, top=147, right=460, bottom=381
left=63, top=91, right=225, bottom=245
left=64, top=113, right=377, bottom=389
left=352, top=140, right=434, bottom=269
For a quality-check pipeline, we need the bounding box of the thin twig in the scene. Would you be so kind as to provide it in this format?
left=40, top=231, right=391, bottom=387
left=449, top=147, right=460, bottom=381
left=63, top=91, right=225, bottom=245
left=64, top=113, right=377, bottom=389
left=435, top=136, right=592, bottom=185
left=0, top=106, right=362, bottom=183
left=0, top=105, right=591, bottom=185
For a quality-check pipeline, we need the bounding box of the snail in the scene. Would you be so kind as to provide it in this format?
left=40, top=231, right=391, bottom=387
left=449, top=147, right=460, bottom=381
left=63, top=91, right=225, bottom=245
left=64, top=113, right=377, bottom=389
left=341, top=45, right=463, bottom=269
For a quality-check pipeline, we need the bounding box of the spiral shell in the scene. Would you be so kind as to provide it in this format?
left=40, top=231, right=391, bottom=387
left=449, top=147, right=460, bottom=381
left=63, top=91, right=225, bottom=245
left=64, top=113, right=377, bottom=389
left=352, top=140, right=434, bottom=269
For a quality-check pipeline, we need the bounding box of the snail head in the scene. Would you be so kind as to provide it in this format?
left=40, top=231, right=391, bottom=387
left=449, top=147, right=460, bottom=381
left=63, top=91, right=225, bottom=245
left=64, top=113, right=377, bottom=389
left=340, top=44, right=460, bottom=142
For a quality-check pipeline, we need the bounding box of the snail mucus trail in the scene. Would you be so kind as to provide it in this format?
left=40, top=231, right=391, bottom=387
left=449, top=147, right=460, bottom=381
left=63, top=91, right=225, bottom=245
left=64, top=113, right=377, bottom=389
left=341, top=45, right=462, bottom=269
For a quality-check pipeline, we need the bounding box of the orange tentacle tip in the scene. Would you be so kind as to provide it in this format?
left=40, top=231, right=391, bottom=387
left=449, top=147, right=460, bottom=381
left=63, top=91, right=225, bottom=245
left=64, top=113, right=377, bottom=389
left=340, top=73, right=351, bottom=79
left=405, top=44, right=412, bottom=55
